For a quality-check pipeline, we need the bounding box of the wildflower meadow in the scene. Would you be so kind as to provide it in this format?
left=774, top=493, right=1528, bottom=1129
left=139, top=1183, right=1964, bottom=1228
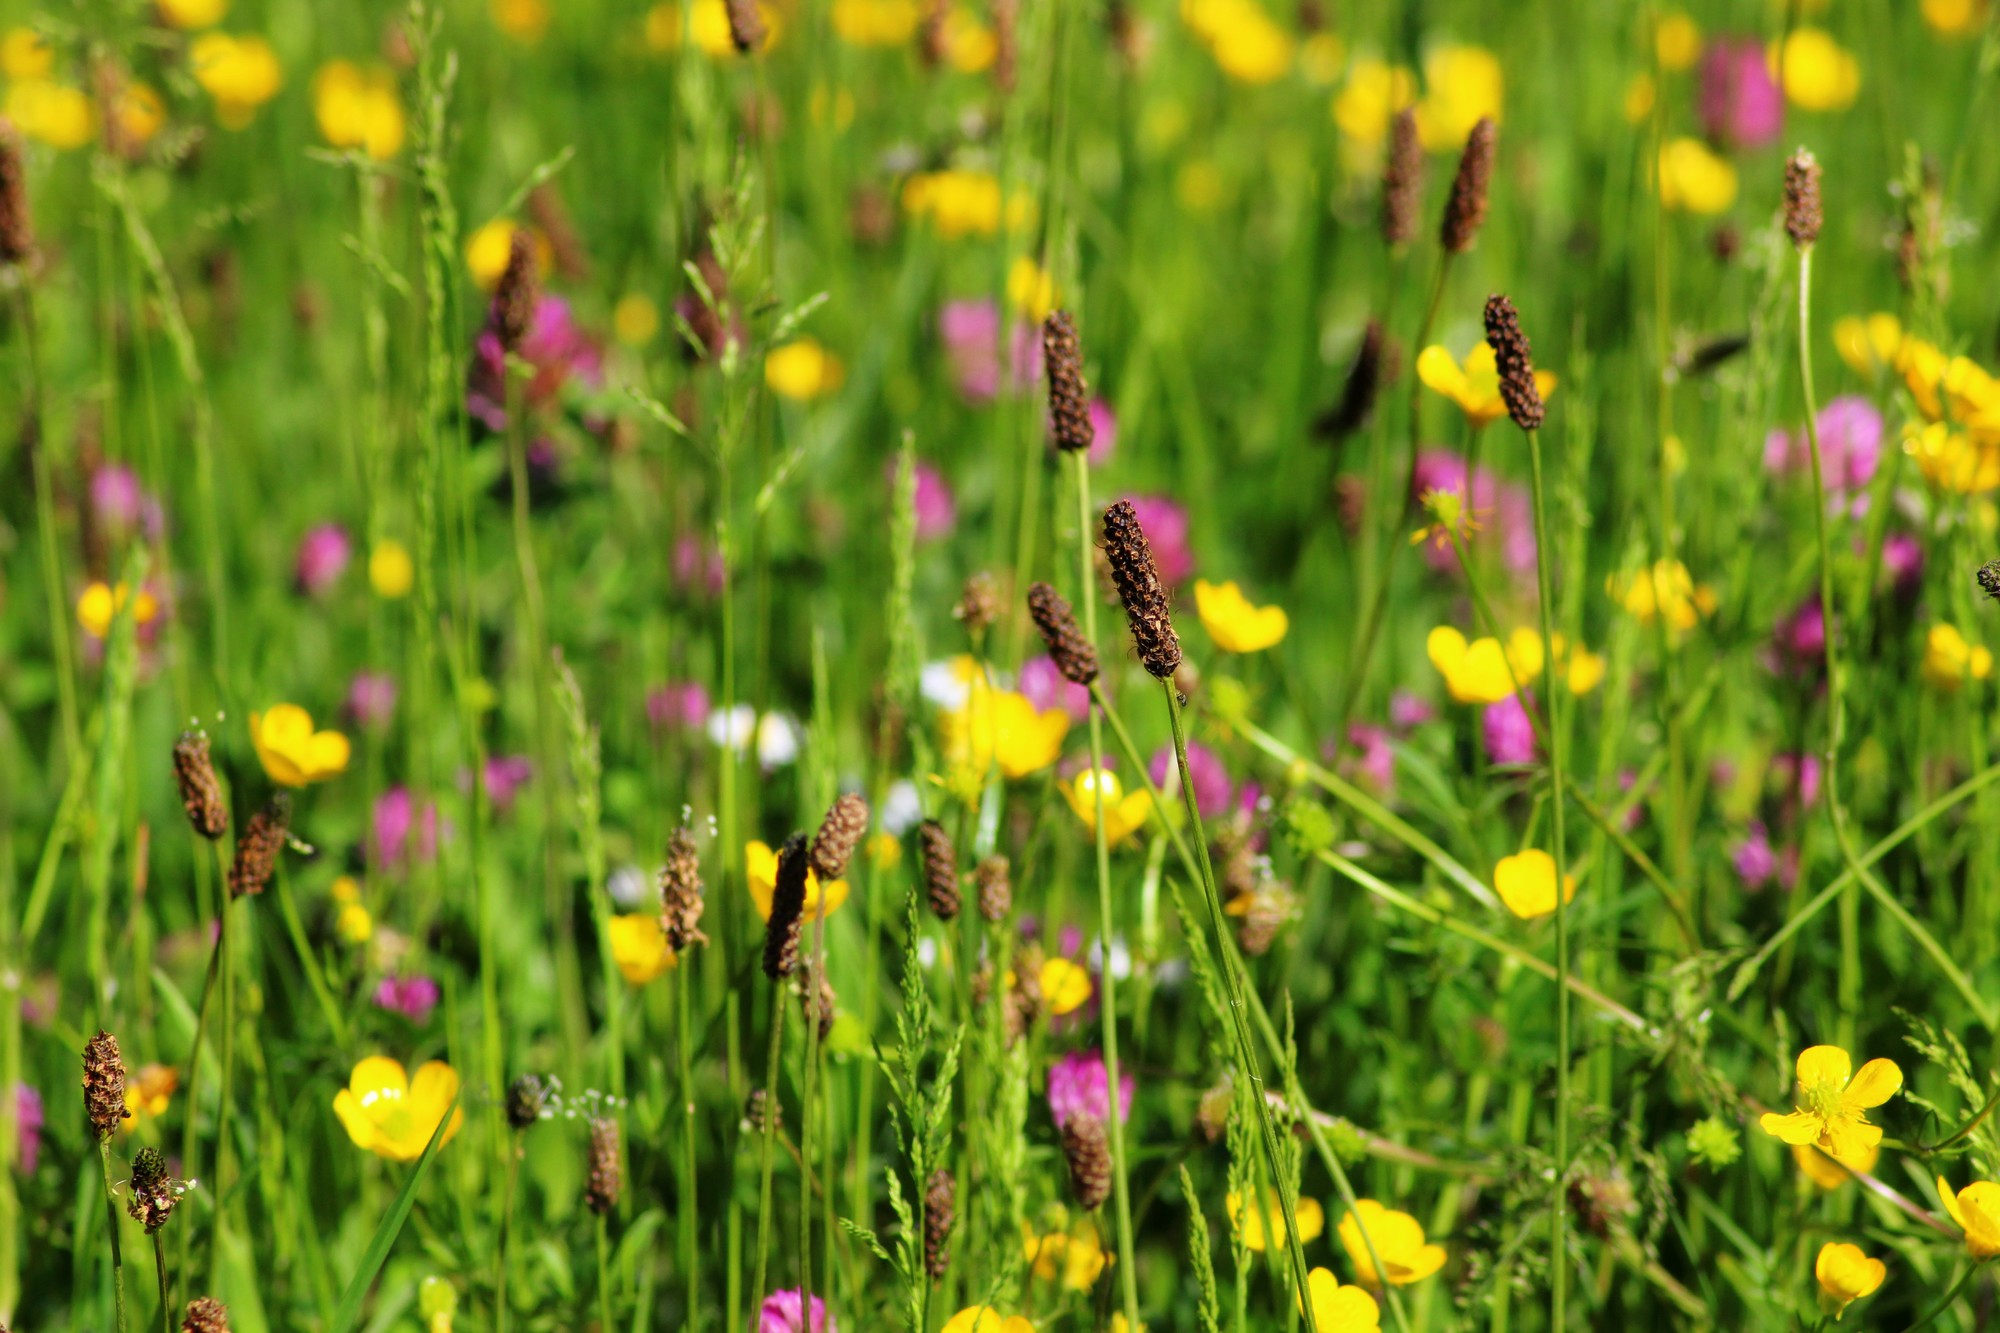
left=8, top=0, right=2000, bottom=1329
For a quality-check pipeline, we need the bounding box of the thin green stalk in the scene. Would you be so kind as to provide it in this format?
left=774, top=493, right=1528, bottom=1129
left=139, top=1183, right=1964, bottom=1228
left=99, top=1139, right=129, bottom=1333
left=596, top=1213, right=614, bottom=1333
left=14, top=285, right=78, bottom=774
left=676, top=950, right=699, bottom=1329
left=151, top=1232, right=171, bottom=1333
left=1163, top=686, right=1320, bottom=1333
left=801, top=908, right=827, bottom=1331
left=749, top=993, right=789, bottom=1314
left=496, top=1132, right=520, bottom=1333
left=211, top=894, right=238, bottom=1286
left=1524, top=423, right=1572, bottom=1330
left=1072, top=453, right=1141, bottom=1332
left=1898, top=1259, right=1987, bottom=1333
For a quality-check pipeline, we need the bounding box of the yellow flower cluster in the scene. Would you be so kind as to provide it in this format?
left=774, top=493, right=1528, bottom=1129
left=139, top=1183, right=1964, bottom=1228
left=1607, top=560, right=1716, bottom=632
left=312, top=61, right=405, bottom=160
left=1938, top=1175, right=2000, bottom=1257
left=941, top=674, right=1069, bottom=784
left=766, top=338, right=846, bottom=401
left=1339, top=1200, right=1446, bottom=1287
left=745, top=840, right=849, bottom=922
left=1769, top=28, right=1860, bottom=112
left=1924, top=0, right=1991, bottom=35
left=1814, top=1241, right=1885, bottom=1320
left=1195, top=579, right=1288, bottom=653
left=1228, top=1190, right=1324, bottom=1251
left=610, top=914, right=677, bottom=984
left=1332, top=45, right=1502, bottom=156
left=901, top=169, right=1035, bottom=239
left=76, top=581, right=159, bottom=639
left=333, top=1057, right=464, bottom=1162
left=1759, top=1045, right=1901, bottom=1162
left=1425, top=626, right=1604, bottom=705
left=1921, top=623, right=1992, bottom=691
left=1418, top=343, right=1559, bottom=427
left=251, top=704, right=352, bottom=787
left=1021, top=1215, right=1110, bottom=1291
left=1657, top=137, right=1738, bottom=215
left=2, top=34, right=93, bottom=150
left=1062, top=768, right=1151, bottom=849
left=832, top=0, right=920, bottom=47
left=1180, top=0, right=1295, bottom=85
left=646, top=0, right=781, bottom=55
left=1494, top=849, right=1575, bottom=920
left=191, top=33, right=283, bottom=129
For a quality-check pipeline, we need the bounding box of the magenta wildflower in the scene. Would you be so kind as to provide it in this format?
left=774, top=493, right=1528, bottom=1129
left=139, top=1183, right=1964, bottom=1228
left=293, top=523, right=353, bottom=597
left=1481, top=693, right=1537, bottom=766
left=1698, top=37, right=1783, bottom=148
left=1771, top=753, right=1823, bottom=812
left=758, top=1289, right=833, bottom=1333
left=1408, top=450, right=1535, bottom=574
left=466, top=296, right=606, bottom=433
left=648, top=681, right=712, bottom=733
left=1734, top=822, right=1777, bottom=891
left=14, top=1084, right=41, bottom=1174
left=1338, top=723, right=1395, bottom=792
left=1765, top=396, right=1882, bottom=513
left=673, top=535, right=727, bottom=599
left=1150, top=739, right=1231, bottom=816
left=346, top=672, right=398, bottom=729
left=1390, top=690, right=1436, bottom=729
left=888, top=460, right=957, bottom=541
left=1019, top=655, right=1091, bottom=722
left=480, top=755, right=535, bottom=810
left=1882, top=532, right=1924, bottom=593
left=1087, top=398, right=1117, bottom=466
left=1047, top=1049, right=1136, bottom=1131
left=372, top=975, right=441, bottom=1024
left=939, top=299, right=1042, bottom=402
left=1771, top=597, right=1826, bottom=677
left=372, top=787, right=441, bottom=869
left=90, top=465, right=163, bottom=539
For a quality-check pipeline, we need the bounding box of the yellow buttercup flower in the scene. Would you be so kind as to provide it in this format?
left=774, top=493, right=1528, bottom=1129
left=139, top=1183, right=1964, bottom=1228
left=1338, top=1200, right=1446, bottom=1287
left=1426, top=626, right=1528, bottom=705
left=901, top=169, right=1033, bottom=239
left=609, top=913, right=677, bottom=984
left=1060, top=768, right=1152, bottom=849
left=1297, top=32, right=1345, bottom=85
left=0, top=28, right=53, bottom=79
left=1814, top=1242, right=1885, bottom=1320
left=867, top=830, right=903, bottom=870
left=1833, top=313, right=1903, bottom=377
left=1332, top=57, right=1415, bottom=152
left=1417, top=343, right=1557, bottom=428
left=1657, top=136, right=1738, bottom=214
left=765, top=338, right=845, bottom=401
left=115, top=83, right=166, bottom=148
left=464, top=220, right=552, bottom=292
left=614, top=294, right=660, bottom=347
left=1607, top=560, right=1715, bottom=631
left=122, top=1063, right=178, bottom=1127
left=1921, top=623, right=1993, bottom=690
left=190, top=33, right=282, bottom=129
left=1022, top=1218, right=1110, bottom=1290
left=6, top=80, right=94, bottom=150
left=337, top=902, right=374, bottom=944
left=1181, top=0, right=1294, bottom=84
left=941, top=8, right=997, bottom=71
left=745, top=840, right=849, bottom=922
left=491, top=0, right=551, bottom=43
left=647, top=0, right=777, bottom=56
left=1925, top=0, right=1990, bottom=35
left=312, top=61, right=405, bottom=160
left=1039, top=957, right=1093, bottom=1015
left=831, top=0, right=920, bottom=45
left=1007, top=255, right=1057, bottom=322
left=370, top=539, right=416, bottom=598
left=940, top=1309, right=1033, bottom=1333
left=942, top=678, right=1069, bottom=780
left=158, top=0, right=229, bottom=28
left=1227, top=1190, right=1325, bottom=1252
left=1654, top=12, right=1702, bottom=71
left=1622, top=73, right=1656, bottom=124
left=1938, top=1176, right=2000, bottom=1257
left=1494, top=849, right=1576, bottom=920
left=1758, top=1045, right=1902, bottom=1160
left=332, top=1057, right=464, bottom=1162
left=1769, top=28, right=1860, bottom=111
left=76, top=581, right=160, bottom=639
left=1412, top=44, right=1503, bottom=152
left=1793, top=1138, right=1879, bottom=1190
left=1303, top=1268, right=1380, bottom=1332
left=331, top=875, right=363, bottom=904
left=250, top=704, right=351, bottom=787
left=1195, top=579, right=1289, bottom=653
left=1501, top=629, right=1604, bottom=696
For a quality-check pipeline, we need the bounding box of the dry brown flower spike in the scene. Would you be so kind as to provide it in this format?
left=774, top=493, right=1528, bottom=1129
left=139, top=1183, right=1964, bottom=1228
left=173, top=730, right=230, bottom=840
left=1026, top=581, right=1099, bottom=686
left=1441, top=116, right=1496, bottom=255
left=1482, top=294, right=1544, bottom=432
left=919, top=819, right=961, bottom=921
left=1101, top=500, right=1183, bottom=678
left=762, top=832, right=810, bottom=980
left=83, top=1029, right=129, bottom=1139
left=1784, top=148, right=1823, bottom=251
left=1043, top=310, right=1094, bottom=454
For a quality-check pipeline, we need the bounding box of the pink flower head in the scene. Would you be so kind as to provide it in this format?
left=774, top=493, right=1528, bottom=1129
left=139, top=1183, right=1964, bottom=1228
left=1122, top=495, right=1193, bottom=583
left=1087, top=398, right=1118, bottom=466
left=466, top=296, right=605, bottom=432
left=939, top=299, right=1042, bottom=403
left=1698, top=37, right=1783, bottom=149
left=14, top=1084, right=42, bottom=1174
left=294, top=523, right=353, bottom=597
left=888, top=460, right=957, bottom=542
left=91, top=465, right=163, bottom=539
left=648, top=681, right=712, bottom=733
left=1046, top=1048, right=1136, bottom=1131
left=1019, top=655, right=1091, bottom=722
left=673, top=535, right=726, bottom=599
left=1771, top=597, right=1825, bottom=677
left=1765, top=397, right=1882, bottom=514
left=482, top=755, right=535, bottom=810
left=1409, top=450, right=1532, bottom=573
left=1882, top=532, right=1924, bottom=594
left=346, top=672, right=398, bottom=729
left=1338, top=723, right=1395, bottom=792
left=1734, top=822, right=1777, bottom=891
left=1770, top=753, right=1823, bottom=812
left=759, top=1289, right=833, bottom=1333
left=372, top=975, right=440, bottom=1024
left=1150, top=740, right=1231, bottom=817
left=1390, top=690, right=1436, bottom=730
left=372, top=787, right=441, bottom=870
left=1481, top=693, right=1537, bottom=766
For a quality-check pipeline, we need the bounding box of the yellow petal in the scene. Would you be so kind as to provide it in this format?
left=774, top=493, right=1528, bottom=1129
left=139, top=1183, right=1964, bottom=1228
left=1425, top=625, right=1469, bottom=678
left=1795, top=1044, right=1853, bottom=1089
left=1940, top=1177, right=1969, bottom=1230
left=1842, top=1058, right=1903, bottom=1109
left=333, top=1088, right=384, bottom=1153
left=349, top=1055, right=410, bottom=1104
left=1759, top=1110, right=1825, bottom=1146
left=1416, top=346, right=1469, bottom=402
left=1395, top=1243, right=1447, bottom=1285
left=302, top=728, right=352, bottom=782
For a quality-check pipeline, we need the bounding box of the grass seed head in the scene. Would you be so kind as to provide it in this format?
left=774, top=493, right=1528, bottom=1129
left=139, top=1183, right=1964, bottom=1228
left=129, top=1146, right=177, bottom=1233
left=1027, top=581, right=1099, bottom=686
left=659, top=825, right=708, bottom=953
left=1442, top=115, right=1497, bottom=254
left=182, top=1298, right=231, bottom=1333
left=762, top=832, right=810, bottom=980
left=919, top=819, right=961, bottom=921
left=1317, top=319, right=1386, bottom=444
left=1978, top=560, right=2000, bottom=602
left=1102, top=499, right=1183, bottom=678
left=976, top=854, right=1012, bottom=922
left=1483, top=293, right=1545, bottom=432
left=173, top=729, right=230, bottom=840
left=1383, top=108, right=1422, bottom=247
left=802, top=965, right=836, bottom=1041
left=584, top=1116, right=622, bottom=1215
left=1785, top=148, right=1823, bottom=251
left=83, top=1029, right=128, bottom=1139
left=505, top=1073, right=549, bottom=1130
left=810, top=793, right=869, bottom=884
left=228, top=793, right=291, bottom=899
left=923, top=1167, right=955, bottom=1278
left=0, top=121, right=32, bottom=267
left=1062, top=1112, right=1112, bottom=1209
left=1043, top=309, right=1095, bottom=454
left=493, top=227, right=539, bottom=354
left=953, top=572, right=1001, bottom=635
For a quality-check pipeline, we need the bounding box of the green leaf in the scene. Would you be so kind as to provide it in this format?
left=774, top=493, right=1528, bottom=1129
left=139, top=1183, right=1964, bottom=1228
left=327, top=1094, right=458, bottom=1333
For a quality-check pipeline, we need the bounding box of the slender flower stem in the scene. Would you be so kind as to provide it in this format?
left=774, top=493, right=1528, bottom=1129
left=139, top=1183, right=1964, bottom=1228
left=1071, top=453, right=1141, bottom=1332
left=676, top=948, right=699, bottom=1328
left=151, top=1232, right=171, bottom=1333
left=211, top=896, right=236, bottom=1286
left=1898, top=1259, right=1987, bottom=1333
left=98, top=1139, right=129, bottom=1333
left=15, top=284, right=79, bottom=775
left=1163, top=685, right=1320, bottom=1333
left=595, top=1213, right=614, bottom=1333
left=749, top=994, right=788, bottom=1315
left=496, top=1132, right=520, bottom=1333
left=1523, top=424, right=1573, bottom=1328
